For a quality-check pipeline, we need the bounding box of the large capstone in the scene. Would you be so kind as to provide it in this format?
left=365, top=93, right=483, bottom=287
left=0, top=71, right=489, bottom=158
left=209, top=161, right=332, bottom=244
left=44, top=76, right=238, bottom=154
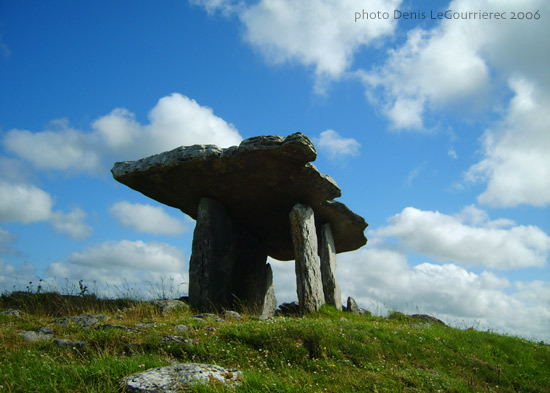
left=111, top=133, right=367, bottom=261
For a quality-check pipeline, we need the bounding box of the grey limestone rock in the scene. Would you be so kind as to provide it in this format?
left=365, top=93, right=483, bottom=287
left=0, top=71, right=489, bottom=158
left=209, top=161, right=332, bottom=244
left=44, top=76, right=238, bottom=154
left=112, top=133, right=366, bottom=261
left=290, top=204, right=325, bottom=314
left=18, top=328, right=54, bottom=342
left=189, top=197, right=274, bottom=314
left=56, top=313, right=109, bottom=329
left=222, top=310, right=242, bottom=320
left=175, top=324, right=189, bottom=333
left=112, top=133, right=368, bottom=315
left=54, top=338, right=88, bottom=348
left=1, top=308, right=22, bottom=317
left=151, top=300, right=188, bottom=314
left=345, top=297, right=371, bottom=316
left=319, top=223, right=342, bottom=310
left=122, top=363, right=243, bottom=392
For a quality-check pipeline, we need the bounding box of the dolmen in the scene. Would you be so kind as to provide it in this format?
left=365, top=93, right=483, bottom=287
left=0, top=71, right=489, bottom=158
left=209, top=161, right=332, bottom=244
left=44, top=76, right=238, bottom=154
left=111, top=133, right=367, bottom=316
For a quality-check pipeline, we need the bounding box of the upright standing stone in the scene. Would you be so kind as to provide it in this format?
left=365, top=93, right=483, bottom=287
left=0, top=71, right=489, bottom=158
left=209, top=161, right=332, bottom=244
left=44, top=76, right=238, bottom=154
left=319, top=223, right=342, bottom=310
left=189, top=197, right=237, bottom=311
left=189, top=197, right=274, bottom=313
left=289, top=204, right=325, bottom=314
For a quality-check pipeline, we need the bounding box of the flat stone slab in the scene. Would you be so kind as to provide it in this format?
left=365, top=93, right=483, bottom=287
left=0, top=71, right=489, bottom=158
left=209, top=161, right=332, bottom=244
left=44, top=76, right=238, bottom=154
left=112, top=133, right=367, bottom=260
left=121, top=363, right=242, bottom=392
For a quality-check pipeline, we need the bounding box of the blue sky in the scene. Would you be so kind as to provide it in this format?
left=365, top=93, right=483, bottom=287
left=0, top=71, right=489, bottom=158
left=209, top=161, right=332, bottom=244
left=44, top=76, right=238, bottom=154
left=1, top=0, right=549, bottom=341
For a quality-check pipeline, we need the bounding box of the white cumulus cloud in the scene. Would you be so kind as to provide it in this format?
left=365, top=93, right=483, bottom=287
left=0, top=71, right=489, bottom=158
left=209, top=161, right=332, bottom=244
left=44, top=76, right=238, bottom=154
left=2, top=93, right=243, bottom=174
left=0, top=180, right=92, bottom=239
left=372, top=206, right=550, bottom=270
left=360, top=0, right=549, bottom=130
left=193, top=0, right=401, bottom=89
left=464, top=77, right=550, bottom=207
left=317, top=130, right=360, bottom=159
left=337, top=247, right=550, bottom=342
left=46, top=240, right=187, bottom=293
left=0, top=180, right=53, bottom=223
left=110, top=201, right=188, bottom=235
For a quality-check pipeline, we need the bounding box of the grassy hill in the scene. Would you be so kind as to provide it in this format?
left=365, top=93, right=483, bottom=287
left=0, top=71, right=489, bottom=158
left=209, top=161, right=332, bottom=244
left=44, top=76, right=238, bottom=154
left=1, top=291, right=548, bottom=392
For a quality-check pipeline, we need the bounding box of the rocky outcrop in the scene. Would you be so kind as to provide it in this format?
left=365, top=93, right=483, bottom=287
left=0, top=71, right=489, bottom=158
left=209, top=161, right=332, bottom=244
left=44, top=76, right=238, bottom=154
left=121, top=363, right=243, bottom=392
left=290, top=204, right=325, bottom=314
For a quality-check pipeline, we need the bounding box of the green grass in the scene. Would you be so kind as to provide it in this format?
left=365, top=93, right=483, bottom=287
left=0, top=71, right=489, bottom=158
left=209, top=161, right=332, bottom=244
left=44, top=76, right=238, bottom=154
left=1, top=292, right=549, bottom=392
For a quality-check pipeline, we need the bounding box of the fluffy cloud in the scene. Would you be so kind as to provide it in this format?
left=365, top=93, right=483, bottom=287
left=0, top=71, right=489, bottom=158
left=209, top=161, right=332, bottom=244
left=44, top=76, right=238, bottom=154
left=49, top=208, right=93, bottom=240
left=3, top=93, right=243, bottom=174
left=372, top=206, right=550, bottom=270
left=337, top=247, right=550, bottom=342
left=360, top=0, right=549, bottom=130
left=0, top=180, right=92, bottom=239
left=0, top=180, right=53, bottom=223
left=110, top=201, right=188, bottom=235
left=465, top=78, right=550, bottom=207
left=46, top=240, right=187, bottom=296
left=193, top=0, right=401, bottom=88
left=0, top=227, right=17, bottom=256
left=316, top=130, right=361, bottom=159
left=3, top=119, right=102, bottom=173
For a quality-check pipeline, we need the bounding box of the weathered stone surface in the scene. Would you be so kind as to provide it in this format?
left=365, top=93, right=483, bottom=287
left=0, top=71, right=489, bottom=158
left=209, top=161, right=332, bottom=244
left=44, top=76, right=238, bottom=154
left=189, top=197, right=272, bottom=312
left=345, top=297, right=371, bottom=316
left=112, top=133, right=367, bottom=261
left=345, top=297, right=360, bottom=314
left=151, top=300, right=188, bottom=314
left=1, top=308, right=22, bottom=317
left=175, top=324, right=189, bottom=333
left=276, top=301, right=301, bottom=316
left=54, top=338, right=88, bottom=348
left=290, top=204, right=325, bottom=314
left=18, top=329, right=54, bottom=342
left=223, top=310, right=242, bottom=321
left=319, top=223, right=342, bottom=310
left=259, top=264, right=277, bottom=319
left=411, top=314, right=446, bottom=326
left=193, top=313, right=225, bottom=323
left=122, top=363, right=243, bottom=392
left=56, top=313, right=109, bottom=329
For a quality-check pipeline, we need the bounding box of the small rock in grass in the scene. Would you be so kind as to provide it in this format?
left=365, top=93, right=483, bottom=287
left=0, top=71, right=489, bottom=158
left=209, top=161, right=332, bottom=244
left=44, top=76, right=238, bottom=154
left=223, top=310, right=242, bottom=321
left=54, top=338, right=88, bottom=348
left=194, top=313, right=224, bottom=323
left=56, top=313, right=109, bottom=329
left=18, top=329, right=54, bottom=342
left=1, top=309, right=23, bottom=318
left=121, top=363, right=242, bottom=392
left=175, top=324, right=189, bottom=333
left=151, top=300, right=188, bottom=314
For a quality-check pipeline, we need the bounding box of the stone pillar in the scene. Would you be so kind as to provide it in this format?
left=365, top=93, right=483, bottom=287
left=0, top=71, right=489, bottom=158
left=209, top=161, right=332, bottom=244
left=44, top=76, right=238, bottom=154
left=289, top=203, right=325, bottom=314
left=319, top=223, right=342, bottom=310
left=189, top=197, right=276, bottom=315
left=229, top=230, right=276, bottom=317
left=189, top=197, right=237, bottom=311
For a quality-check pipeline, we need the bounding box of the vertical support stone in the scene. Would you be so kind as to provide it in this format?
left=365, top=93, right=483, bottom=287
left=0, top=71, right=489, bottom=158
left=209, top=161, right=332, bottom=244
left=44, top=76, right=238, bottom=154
left=289, top=203, right=325, bottom=314
left=189, top=197, right=276, bottom=315
left=230, top=230, right=276, bottom=316
left=319, top=223, right=343, bottom=310
left=189, top=197, right=236, bottom=312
